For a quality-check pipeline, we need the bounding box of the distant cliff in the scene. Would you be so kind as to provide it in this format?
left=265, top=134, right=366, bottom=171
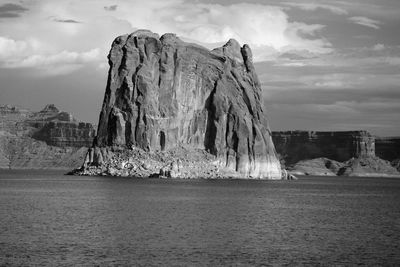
left=272, top=131, right=375, bottom=165
left=376, top=137, right=400, bottom=161
left=0, top=104, right=95, bottom=169
left=376, top=137, right=400, bottom=172
left=272, top=130, right=399, bottom=177
left=79, top=30, right=283, bottom=179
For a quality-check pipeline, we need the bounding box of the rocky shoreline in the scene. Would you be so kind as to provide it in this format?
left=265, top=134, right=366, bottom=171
left=288, top=156, right=400, bottom=177
left=70, top=146, right=297, bottom=180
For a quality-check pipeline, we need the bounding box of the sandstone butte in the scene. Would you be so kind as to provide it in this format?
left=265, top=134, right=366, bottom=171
left=0, top=104, right=95, bottom=170
left=77, top=29, right=286, bottom=179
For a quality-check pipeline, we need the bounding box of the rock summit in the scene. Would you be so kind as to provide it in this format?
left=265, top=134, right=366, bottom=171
left=79, top=30, right=282, bottom=179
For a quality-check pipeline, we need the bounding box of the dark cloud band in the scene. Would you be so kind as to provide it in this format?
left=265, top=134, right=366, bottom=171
left=54, top=19, right=81, bottom=23
left=104, top=5, right=117, bottom=11
left=0, top=3, right=28, bottom=18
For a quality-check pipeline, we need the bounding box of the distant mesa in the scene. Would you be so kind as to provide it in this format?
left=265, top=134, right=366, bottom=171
left=272, top=130, right=400, bottom=177
left=75, top=29, right=284, bottom=179
left=22, top=104, right=95, bottom=147
left=0, top=104, right=95, bottom=170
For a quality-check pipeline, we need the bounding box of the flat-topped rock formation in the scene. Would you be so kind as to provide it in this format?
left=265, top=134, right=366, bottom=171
left=25, top=104, right=95, bottom=147
left=272, top=130, right=375, bottom=165
left=79, top=30, right=283, bottom=179
left=272, top=130, right=400, bottom=177
left=0, top=104, right=95, bottom=170
left=31, top=121, right=95, bottom=147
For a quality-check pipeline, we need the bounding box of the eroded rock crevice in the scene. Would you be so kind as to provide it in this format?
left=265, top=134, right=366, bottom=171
left=82, top=30, right=282, bottom=179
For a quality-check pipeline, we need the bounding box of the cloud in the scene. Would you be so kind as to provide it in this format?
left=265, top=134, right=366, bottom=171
left=348, top=16, right=382, bottom=29
left=329, top=1, right=400, bottom=20
left=54, top=18, right=81, bottom=23
left=372, top=43, right=385, bottom=51
left=0, top=3, right=28, bottom=18
left=0, top=36, right=35, bottom=59
left=282, top=2, right=348, bottom=15
left=0, top=0, right=398, bottom=135
left=104, top=5, right=117, bottom=11
left=0, top=36, right=100, bottom=75
left=150, top=2, right=333, bottom=59
left=0, top=0, right=334, bottom=65
left=5, top=49, right=100, bottom=68
left=314, top=80, right=346, bottom=88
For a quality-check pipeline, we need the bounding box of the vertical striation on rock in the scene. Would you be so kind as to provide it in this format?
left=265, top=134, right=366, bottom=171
left=26, top=104, right=96, bottom=147
left=89, top=29, right=281, bottom=179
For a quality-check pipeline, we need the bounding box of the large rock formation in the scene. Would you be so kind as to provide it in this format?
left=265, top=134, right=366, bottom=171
left=272, top=130, right=400, bottom=177
left=0, top=104, right=95, bottom=170
left=83, top=30, right=282, bottom=179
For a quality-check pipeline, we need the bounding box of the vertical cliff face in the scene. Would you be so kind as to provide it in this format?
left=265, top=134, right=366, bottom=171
left=25, top=104, right=96, bottom=148
left=0, top=104, right=95, bottom=169
left=93, top=30, right=281, bottom=179
left=32, top=122, right=95, bottom=147
left=376, top=137, right=400, bottom=161
left=272, top=131, right=375, bottom=165
left=272, top=130, right=399, bottom=176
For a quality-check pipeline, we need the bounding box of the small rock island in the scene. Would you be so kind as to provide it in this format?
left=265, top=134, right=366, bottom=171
left=74, top=29, right=285, bottom=179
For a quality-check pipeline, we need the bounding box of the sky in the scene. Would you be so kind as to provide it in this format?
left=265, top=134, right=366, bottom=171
left=0, top=0, right=399, bottom=136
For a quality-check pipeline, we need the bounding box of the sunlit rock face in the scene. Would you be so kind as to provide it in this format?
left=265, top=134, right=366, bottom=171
left=95, top=30, right=281, bottom=179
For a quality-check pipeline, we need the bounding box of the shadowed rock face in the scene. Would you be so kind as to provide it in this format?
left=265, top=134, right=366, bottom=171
left=94, top=30, right=281, bottom=179
left=272, top=130, right=400, bottom=177
left=376, top=137, right=400, bottom=161
left=272, top=130, right=375, bottom=166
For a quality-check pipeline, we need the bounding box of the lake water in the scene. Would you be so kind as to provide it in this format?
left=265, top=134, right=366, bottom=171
left=1, top=170, right=399, bottom=266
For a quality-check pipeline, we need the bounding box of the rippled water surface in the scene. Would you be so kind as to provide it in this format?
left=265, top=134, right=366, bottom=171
left=1, top=170, right=399, bottom=266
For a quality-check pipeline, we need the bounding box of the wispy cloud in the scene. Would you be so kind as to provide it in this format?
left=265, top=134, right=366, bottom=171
left=5, top=49, right=100, bottom=69
left=282, top=2, right=348, bottom=15
left=372, top=43, right=385, bottom=51
left=54, top=18, right=81, bottom=23
left=348, top=16, right=382, bottom=29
